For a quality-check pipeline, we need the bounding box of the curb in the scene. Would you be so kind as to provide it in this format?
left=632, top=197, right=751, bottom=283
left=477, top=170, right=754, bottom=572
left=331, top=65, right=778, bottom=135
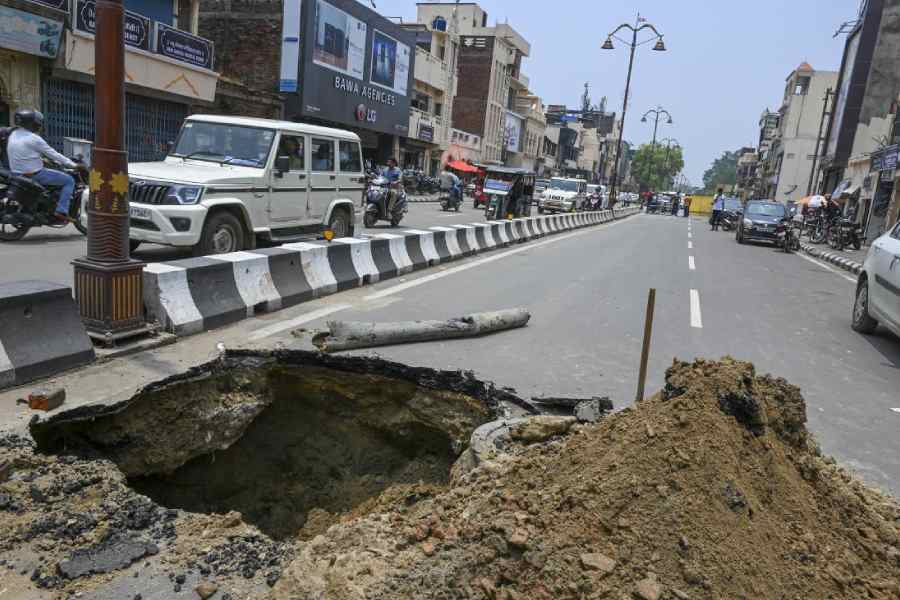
left=799, top=242, right=863, bottom=276
left=143, top=208, right=638, bottom=336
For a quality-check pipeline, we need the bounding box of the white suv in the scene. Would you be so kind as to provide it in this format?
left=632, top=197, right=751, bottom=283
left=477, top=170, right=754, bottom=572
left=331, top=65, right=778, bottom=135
left=538, top=177, right=586, bottom=213
left=852, top=221, right=900, bottom=337
left=127, top=115, right=362, bottom=255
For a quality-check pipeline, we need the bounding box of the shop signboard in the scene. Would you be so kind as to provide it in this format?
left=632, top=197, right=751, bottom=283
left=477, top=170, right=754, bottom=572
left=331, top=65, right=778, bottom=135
left=286, top=0, right=414, bottom=137
left=0, top=5, right=63, bottom=58
left=74, top=0, right=151, bottom=52
left=871, top=144, right=899, bottom=172
left=154, top=22, right=214, bottom=70
left=417, top=123, right=434, bottom=142
left=26, top=0, right=69, bottom=12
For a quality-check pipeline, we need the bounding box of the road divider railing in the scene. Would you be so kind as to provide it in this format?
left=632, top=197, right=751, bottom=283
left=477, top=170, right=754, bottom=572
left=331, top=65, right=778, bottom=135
left=143, top=207, right=639, bottom=336
left=0, top=281, right=96, bottom=391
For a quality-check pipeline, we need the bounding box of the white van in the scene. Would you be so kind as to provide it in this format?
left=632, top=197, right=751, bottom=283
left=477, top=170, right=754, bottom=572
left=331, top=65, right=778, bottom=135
left=126, top=115, right=363, bottom=255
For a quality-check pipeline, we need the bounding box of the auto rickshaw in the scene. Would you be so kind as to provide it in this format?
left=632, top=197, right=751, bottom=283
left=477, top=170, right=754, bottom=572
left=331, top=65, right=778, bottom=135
left=482, top=167, right=535, bottom=220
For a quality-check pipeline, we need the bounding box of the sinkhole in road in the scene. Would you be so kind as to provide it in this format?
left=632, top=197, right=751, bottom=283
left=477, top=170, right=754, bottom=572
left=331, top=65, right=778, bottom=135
left=32, top=351, right=518, bottom=541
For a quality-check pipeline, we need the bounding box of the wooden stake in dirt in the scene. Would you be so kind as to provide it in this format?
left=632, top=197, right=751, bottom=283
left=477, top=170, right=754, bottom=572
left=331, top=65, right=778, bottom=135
left=636, top=289, right=656, bottom=402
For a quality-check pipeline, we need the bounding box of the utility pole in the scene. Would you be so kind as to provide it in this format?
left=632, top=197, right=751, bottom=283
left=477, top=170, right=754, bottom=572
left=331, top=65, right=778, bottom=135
left=807, top=87, right=834, bottom=195
left=72, top=0, right=146, bottom=343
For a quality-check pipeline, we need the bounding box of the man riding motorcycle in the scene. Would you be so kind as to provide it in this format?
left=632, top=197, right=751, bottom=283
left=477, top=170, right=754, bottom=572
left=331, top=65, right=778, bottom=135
left=439, top=167, right=461, bottom=208
left=5, top=109, right=85, bottom=223
left=382, top=157, right=403, bottom=213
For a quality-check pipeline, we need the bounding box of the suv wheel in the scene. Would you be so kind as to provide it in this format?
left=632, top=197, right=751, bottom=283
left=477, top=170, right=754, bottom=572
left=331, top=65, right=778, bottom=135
left=328, top=208, right=351, bottom=238
left=196, top=211, right=244, bottom=256
left=852, top=278, right=878, bottom=334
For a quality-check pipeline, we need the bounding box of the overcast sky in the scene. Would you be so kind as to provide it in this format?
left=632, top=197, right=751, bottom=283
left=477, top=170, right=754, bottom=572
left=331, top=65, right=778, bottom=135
left=370, top=0, right=857, bottom=185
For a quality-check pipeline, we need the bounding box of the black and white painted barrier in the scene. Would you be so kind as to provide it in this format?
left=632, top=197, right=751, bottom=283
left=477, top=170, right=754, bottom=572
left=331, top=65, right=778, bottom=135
left=0, top=281, right=96, bottom=391
left=143, top=208, right=639, bottom=336
left=799, top=242, right=864, bottom=276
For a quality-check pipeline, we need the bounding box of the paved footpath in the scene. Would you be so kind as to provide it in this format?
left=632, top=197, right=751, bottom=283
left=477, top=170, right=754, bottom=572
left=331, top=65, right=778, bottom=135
left=2, top=212, right=898, bottom=496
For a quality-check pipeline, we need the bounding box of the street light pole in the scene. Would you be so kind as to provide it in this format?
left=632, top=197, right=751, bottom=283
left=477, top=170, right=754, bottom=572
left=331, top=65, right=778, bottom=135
left=603, top=15, right=667, bottom=208
left=641, top=106, right=673, bottom=150
left=72, top=0, right=146, bottom=343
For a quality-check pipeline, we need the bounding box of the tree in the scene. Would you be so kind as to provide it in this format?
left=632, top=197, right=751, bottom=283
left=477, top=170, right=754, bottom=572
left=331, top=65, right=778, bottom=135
left=630, top=143, right=685, bottom=191
left=702, top=151, right=738, bottom=193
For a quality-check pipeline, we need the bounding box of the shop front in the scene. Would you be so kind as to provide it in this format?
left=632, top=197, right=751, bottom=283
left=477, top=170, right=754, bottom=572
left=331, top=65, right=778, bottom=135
left=865, top=144, right=898, bottom=243
left=0, top=1, right=66, bottom=125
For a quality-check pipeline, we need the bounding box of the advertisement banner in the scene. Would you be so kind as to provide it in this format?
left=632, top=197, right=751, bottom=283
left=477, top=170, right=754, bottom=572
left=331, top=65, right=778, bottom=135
left=313, top=0, right=366, bottom=80
left=74, top=0, right=151, bottom=52
left=504, top=111, right=523, bottom=153
left=418, top=123, right=434, bottom=142
left=155, top=22, right=214, bottom=70
left=26, top=0, right=69, bottom=11
left=370, top=29, right=409, bottom=96
left=0, top=5, right=63, bottom=58
left=279, top=0, right=302, bottom=92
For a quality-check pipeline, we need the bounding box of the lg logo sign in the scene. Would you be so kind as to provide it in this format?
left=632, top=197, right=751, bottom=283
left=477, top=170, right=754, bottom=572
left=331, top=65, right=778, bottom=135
left=355, top=103, right=377, bottom=124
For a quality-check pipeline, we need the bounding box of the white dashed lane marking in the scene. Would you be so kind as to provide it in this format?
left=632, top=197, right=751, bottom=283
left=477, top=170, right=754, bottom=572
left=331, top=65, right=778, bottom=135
left=690, top=289, right=703, bottom=329
left=689, top=256, right=696, bottom=271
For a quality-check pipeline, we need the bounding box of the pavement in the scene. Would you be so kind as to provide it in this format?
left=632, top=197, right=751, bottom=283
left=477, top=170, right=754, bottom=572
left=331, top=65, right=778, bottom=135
left=2, top=212, right=899, bottom=496
left=0, top=200, right=487, bottom=288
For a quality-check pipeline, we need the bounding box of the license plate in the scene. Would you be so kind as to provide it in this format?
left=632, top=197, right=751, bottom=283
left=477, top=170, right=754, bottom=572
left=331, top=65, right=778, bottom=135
left=130, top=206, right=152, bottom=220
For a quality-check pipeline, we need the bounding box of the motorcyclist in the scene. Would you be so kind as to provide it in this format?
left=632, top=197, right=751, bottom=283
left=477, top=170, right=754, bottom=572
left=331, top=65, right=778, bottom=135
left=381, top=157, right=403, bottom=212
left=439, top=167, right=461, bottom=205
left=6, top=109, right=83, bottom=222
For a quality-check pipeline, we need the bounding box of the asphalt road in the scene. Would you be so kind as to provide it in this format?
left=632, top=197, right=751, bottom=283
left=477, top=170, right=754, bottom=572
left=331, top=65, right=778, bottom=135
left=0, top=200, right=486, bottom=287
left=2, top=212, right=898, bottom=495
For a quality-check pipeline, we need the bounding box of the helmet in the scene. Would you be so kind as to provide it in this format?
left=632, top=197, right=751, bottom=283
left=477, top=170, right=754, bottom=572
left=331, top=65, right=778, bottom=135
left=14, top=109, right=44, bottom=132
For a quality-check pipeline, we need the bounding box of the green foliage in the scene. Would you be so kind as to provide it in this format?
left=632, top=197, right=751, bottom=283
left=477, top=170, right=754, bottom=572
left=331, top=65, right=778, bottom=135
left=631, top=143, right=685, bottom=191
left=702, top=151, right=738, bottom=193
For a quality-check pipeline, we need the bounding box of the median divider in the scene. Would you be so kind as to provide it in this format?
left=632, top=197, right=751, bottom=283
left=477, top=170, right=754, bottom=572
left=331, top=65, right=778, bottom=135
left=0, top=281, right=96, bottom=391
left=142, top=207, right=640, bottom=336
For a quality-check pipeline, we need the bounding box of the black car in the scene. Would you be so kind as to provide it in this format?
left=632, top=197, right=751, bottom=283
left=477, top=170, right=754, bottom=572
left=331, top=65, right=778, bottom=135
left=736, top=201, right=786, bottom=244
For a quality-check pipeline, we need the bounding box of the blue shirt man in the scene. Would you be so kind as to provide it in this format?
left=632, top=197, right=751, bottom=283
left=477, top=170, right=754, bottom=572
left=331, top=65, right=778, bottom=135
left=381, top=158, right=402, bottom=183
left=713, top=193, right=725, bottom=211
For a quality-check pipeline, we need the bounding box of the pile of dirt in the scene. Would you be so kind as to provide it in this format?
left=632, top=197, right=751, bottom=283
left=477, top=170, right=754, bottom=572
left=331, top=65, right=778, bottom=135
left=267, top=358, right=900, bottom=600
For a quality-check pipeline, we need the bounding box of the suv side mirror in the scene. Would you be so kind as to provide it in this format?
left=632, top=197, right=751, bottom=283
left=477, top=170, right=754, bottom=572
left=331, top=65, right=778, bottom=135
left=275, top=155, right=290, bottom=178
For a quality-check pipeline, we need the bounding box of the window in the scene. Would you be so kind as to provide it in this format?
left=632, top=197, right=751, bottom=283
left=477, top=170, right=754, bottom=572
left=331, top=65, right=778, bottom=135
left=412, top=92, right=430, bottom=112
left=434, top=102, right=443, bottom=117
left=311, top=138, right=334, bottom=171
left=794, top=76, right=810, bottom=95
left=277, top=134, right=305, bottom=171
left=339, top=141, right=361, bottom=172
left=173, top=121, right=274, bottom=168
left=438, top=45, right=446, bottom=60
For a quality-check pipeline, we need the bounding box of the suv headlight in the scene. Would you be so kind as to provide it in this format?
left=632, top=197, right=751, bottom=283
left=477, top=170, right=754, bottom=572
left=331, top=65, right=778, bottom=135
left=164, top=185, right=204, bottom=205
left=743, top=218, right=754, bottom=228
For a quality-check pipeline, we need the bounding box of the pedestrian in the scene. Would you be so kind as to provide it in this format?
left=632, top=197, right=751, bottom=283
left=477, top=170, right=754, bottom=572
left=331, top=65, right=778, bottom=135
left=671, top=195, right=680, bottom=216
left=683, top=194, right=692, bottom=218
left=711, top=189, right=725, bottom=231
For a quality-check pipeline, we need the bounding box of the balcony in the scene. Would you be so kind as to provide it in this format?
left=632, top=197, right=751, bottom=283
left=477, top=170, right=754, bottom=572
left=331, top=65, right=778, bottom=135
left=409, top=107, right=448, bottom=146
left=509, top=71, right=529, bottom=91
left=414, top=48, right=450, bottom=92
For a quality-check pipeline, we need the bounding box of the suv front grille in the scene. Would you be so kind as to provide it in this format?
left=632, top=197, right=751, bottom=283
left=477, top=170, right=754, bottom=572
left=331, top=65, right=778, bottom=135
left=129, top=181, right=171, bottom=205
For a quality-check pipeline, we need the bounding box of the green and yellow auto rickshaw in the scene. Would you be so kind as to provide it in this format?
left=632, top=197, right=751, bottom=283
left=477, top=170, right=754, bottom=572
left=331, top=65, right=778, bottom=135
left=483, top=167, right=536, bottom=220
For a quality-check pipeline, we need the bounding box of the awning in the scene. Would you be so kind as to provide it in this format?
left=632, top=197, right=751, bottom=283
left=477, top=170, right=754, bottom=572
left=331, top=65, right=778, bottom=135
left=448, top=160, right=480, bottom=173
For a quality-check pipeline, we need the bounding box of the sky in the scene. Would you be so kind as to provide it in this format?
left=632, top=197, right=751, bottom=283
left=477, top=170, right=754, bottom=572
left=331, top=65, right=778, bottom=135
left=369, top=0, right=857, bottom=186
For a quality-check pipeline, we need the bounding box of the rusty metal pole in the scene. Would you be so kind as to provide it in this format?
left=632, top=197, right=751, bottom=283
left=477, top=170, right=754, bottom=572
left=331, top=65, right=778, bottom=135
left=72, top=0, right=146, bottom=343
left=635, top=288, right=656, bottom=402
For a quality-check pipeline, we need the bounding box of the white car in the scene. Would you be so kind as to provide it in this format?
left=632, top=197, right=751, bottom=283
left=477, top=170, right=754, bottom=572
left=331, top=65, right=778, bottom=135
left=852, top=221, right=900, bottom=338
left=539, top=177, right=586, bottom=213
left=127, top=115, right=363, bottom=256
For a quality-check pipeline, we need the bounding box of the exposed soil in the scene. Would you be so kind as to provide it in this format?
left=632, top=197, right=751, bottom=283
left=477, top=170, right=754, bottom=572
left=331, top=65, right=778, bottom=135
left=2, top=354, right=898, bottom=599
left=266, top=357, right=900, bottom=599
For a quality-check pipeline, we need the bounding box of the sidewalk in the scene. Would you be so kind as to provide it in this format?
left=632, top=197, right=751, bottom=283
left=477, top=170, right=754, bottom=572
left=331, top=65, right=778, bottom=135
left=799, top=239, right=867, bottom=276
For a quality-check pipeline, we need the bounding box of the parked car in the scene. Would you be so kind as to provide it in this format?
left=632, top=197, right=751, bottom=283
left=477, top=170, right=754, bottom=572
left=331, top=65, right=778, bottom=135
left=736, top=201, right=787, bottom=244
left=534, top=178, right=550, bottom=196
left=127, top=115, right=362, bottom=255
left=852, top=221, right=900, bottom=337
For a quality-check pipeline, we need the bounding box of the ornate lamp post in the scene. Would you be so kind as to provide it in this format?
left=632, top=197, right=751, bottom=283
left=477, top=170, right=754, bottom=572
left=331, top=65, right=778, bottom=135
left=72, top=0, right=147, bottom=343
left=641, top=106, right=673, bottom=149
left=602, top=14, right=667, bottom=207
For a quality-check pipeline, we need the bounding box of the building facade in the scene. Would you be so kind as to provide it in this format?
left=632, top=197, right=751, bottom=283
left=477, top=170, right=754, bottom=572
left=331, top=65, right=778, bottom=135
left=769, top=63, right=837, bottom=204
left=1, top=0, right=217, bottom=161
left=417, top=2, right=530, bottom=166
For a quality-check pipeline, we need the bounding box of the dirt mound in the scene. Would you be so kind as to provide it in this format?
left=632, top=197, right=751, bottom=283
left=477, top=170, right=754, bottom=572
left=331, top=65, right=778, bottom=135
left=268, top=358, right=900, bottom=600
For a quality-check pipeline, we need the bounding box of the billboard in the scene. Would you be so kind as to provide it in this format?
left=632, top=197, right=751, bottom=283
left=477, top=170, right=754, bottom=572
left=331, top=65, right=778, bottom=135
left=312, top=0, right=366, bottom=80
left=370, top=29, right=410, bottom=96
left=0, top=5, right=63, bottom=58
left=504, top=111, right=523, bottom=152
left=284, top=0, right=415, bottom=137
left=279, top=0, right=302, bottom=92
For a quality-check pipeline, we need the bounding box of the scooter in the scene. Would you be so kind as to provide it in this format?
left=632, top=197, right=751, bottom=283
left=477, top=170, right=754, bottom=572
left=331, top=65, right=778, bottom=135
left=719, top=209, right=740, bottom=232
left=440, top=184, right=462, bottom=212
left=364, top=176, right=407, bottom=228
left=776, top=219, right=800, bottom=253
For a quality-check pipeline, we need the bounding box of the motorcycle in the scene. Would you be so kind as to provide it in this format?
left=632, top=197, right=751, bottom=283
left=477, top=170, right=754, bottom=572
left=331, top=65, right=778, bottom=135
left=719, top=209, right=740, bottom=232
left=580, top=194, right=600, bottom=212
left=776, top=219, right=799, bottom=253
left=0, top=159, right=88, bottom=242
left=364, top=175, right=407, bottom=228
left=439, top=184, right=462, bottom=212
left=827, top=217, right=862, bottom=251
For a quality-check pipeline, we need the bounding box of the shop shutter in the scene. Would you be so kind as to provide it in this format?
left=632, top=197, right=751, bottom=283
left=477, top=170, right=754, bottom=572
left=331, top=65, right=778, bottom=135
left=42, top=78, right=187, bottom=163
